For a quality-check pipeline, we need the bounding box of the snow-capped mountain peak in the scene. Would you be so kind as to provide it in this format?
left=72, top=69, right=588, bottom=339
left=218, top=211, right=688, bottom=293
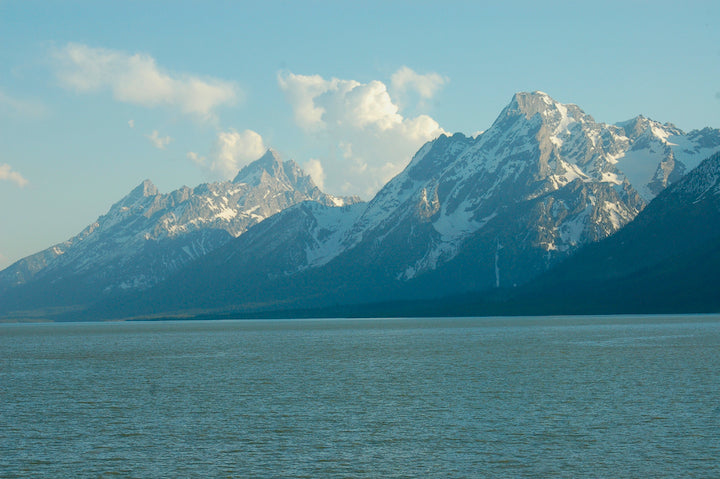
left=611, top=114, right=720, bottom=200
left=0, top=149, right=356, bottom=297
left=507, top=91, right=570, bottom=119
left=233, top=148, right=284, bottom=185
left=3, top=91, right=720, bottom=320
left=312, top=91, right=720, bottom=285
left=113, top=179, right=159, bottom=209
left=134, top=178, right=159, bottom=197
left=616, top=115, right=683, bottom=142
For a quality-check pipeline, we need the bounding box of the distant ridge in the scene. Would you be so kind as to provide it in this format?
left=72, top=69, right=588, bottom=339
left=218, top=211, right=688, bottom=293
left=0, top=150, right=359, bottom=314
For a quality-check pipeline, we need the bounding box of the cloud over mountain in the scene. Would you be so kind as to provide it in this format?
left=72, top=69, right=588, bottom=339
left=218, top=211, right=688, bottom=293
left=278, top=69, right=446, bottom=198
left=189, top=129, right=267, bottom=180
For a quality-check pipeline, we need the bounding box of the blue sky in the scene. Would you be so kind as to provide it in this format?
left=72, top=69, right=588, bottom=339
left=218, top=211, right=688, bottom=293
left=1, top=0, right=719, bottom=269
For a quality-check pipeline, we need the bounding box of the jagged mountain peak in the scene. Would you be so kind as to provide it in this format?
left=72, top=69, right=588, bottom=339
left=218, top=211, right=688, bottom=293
left=257, top=147, right=283, bottom=165
left=512, top=90, right=557, bottom=112
left=133, top=179, right=159, bottom=197
left=232, top=148, right=286, bottom=184
left=616, top=115, right=683, bottom=140
left=111, top=179, right=159, bottom=211
left=504, top=91, right=586, bottom=122
left=233, top=149, right=316, bottom=188
left=0, top=143, right=353, bottom=299
left=484, top=92, right=595, bottom=151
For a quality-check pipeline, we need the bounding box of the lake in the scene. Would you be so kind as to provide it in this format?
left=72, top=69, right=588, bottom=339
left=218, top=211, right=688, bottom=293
left=1, top=315, right=719, bottom=477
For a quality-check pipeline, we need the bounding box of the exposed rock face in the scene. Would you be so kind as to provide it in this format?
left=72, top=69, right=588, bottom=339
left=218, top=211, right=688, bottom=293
left=0, top=150, right=359, bottom=309
left=3, top=92, right=720, bottom=319
left=108, top=92, right=720, bottom=316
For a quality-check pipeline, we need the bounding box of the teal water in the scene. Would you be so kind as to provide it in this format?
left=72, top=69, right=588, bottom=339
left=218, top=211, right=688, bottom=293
left=1, top=315, right=719, bottom=478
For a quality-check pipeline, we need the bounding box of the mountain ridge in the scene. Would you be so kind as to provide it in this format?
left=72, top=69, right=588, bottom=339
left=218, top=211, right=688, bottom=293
left=125, top=151, right=720, bottom=320
left=0, top=150, right=360, bottom=313
left=2, top=91, right=720, bottom=320
left=71, top=92, right=720, bottom=320
left=495, top=150, right=720, bottom=314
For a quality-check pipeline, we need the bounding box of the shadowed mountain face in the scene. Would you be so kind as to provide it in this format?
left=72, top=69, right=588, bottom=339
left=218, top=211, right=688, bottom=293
left=505, top=151, right=720, bottom=315
left=0, top=150, right=359, bottom=313
left=2, top=92, right=720, bottom=320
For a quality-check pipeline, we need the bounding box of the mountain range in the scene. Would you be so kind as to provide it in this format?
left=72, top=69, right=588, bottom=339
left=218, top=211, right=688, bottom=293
left=0, top=150, right=357, bottom=315
left=1, top=91, right=719, bottom=320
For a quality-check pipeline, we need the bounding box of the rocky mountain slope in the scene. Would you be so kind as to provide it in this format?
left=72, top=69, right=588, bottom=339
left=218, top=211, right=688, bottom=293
left=88, top=92, right=720, bottom=319
left=500, top=150, right=720, bottom=314
left=0, top=150, right=357, bottom=313
left=3, top=91, right=720, bottom=320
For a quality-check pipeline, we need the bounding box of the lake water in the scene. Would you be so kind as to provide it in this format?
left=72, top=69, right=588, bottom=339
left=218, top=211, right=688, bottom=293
left=1, top=315, right=719, bottom=478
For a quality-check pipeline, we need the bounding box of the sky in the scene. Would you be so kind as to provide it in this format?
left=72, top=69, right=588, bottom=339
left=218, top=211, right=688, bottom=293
left=1, top=0, right=719, bottom=270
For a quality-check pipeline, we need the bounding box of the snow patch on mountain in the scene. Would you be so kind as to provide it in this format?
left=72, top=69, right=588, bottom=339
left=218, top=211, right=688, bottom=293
left=313, top=92, right=720, bottom=287
left=303, top=203, right=366, bottom=268
left=4, top=92, right=720, bottom=317
left=0, top=149, right=358, bottom=293
left=557, top=205, right=591, bottom=251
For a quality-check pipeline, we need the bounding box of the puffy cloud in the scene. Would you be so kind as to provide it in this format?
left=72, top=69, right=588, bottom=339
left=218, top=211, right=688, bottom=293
left=53, top=43, right=238, bottom=119
left=278, top=71, right=446, bottom=197
left=187, top=151, right=205, bottom=166
left=339, top=80, right=402, bottom=130
left=391, top=66, right=448, bottom=101
left=128, top=119, right=135, bottom=128
left=277, top=73, right=329, bottom=131
left=146, top=130, right=172, bottom=149
left=190, top=129, right=267, bottom=180
left=0, top=163, right=28, bottom=187
left=303, top=158, right=326, bottom=190
left=279, top=73, right=404, bottom=133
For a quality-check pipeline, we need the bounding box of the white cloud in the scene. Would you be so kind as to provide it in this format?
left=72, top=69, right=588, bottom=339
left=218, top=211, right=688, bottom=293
left=303, top=158, right=326, bottom=190
left=278, top=71, right=446, bottom=197
left=191, top=129, right=267, bottom=180
left=391, top=66, right=448, bottom=101
left=53, top=43, right=239, bottom=119
left=187, top=151, right=205, bottom=166
left=277, top=73, right=329, bottom=131
left=146, top=130, right=172, bottom=149
left=0, top=163, right=28, bottom=187
left=128, top=119, right=135, bottom=128
left=278, top=73, right=404, bottom=133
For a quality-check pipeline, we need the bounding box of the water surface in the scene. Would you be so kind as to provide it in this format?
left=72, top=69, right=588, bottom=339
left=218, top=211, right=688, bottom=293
left=2, top=315, right=719, bottom=477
